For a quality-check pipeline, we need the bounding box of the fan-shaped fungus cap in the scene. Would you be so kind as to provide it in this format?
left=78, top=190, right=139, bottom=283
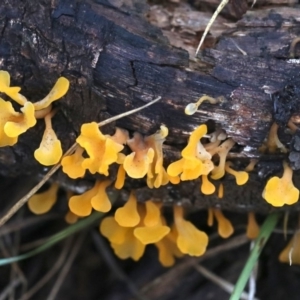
left=225, top=162, right=249, bottom=185
left=100, top=216, right=129, bottom=245
left=134, top=201, right=170, bottom=245
left=0, top=70, right=27, bottom=105
left=155, top=226, right=184, bottom=267
left=69, top=181, right=99, bottom=217
left=174, top=205, right=208, bottom=256
left=115, top=192, right=140, bottom=227
left=77, top=122, right=124, bottom=176
left=123, top=132, right=155, bottom=179
left=212, top=209, right=234, bottom=238
left=28, top=183, right=59, bottom=214
left=279, top=231, right=300, bottom=265
left=262, top=161, right=299, bottom=207
left=167, top=125, right=213, bottom=181
left=91, top=180, right=112, bottom=213
left=185, top=95, right=218, bottom=115
left=34, top=113, right=62, bottom=166
left=110, top=127, right=129, bottom=145
left=210, top=139, right=235, bottom=180
left=145, top=125, right=169, bottom=188
left=33, top=77, right=69, bottom=111
left=246, top=212, right=260, bottom=239
left=201, top=175, right=216, bottom=195
left=61, top=146, right=86, bottom=179
left=111, top=228, right=146, bottom=261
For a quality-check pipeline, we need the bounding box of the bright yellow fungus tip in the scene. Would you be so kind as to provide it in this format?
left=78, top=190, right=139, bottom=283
left=279, top=231, right=300, bottom=265
left=115, top=192, right=140, bottom=227
left=225, top=161, right=249, bottom=185
left=68, top=182, right=99, bottom=217
left=218, top=183, right=224, bottom=199
left=144, top=201, right=161, bottom=227
left=174, top=205, right=208, bottom=256
left=123, top=132, right=155, bottom=179
left=266, top=122, right=287, bottom=153
left=210, top=139, right=235, bottom=180
left=111, top=229, right=145, bottom=261
left=0, top=70, right=27, bottom=105
left=201, top=175, right=215, bottom=195
left=33, top=77, right=70, bottom=111
left=115, top=164, right=126, bottom=189
left=246, top=212, right=260, bottom=239
left=61, top=146, right=86, bottom=179
left=134, top=225, right=170, bottom=245
left=65, top=211, right=79, bottom=224
left=100, top=216, right=128, bottom=244
left=213, top=209, right=234, bottom=238
left=91, top=180, right=112, bottom=213
left=167, top=124, right=213, bottom=181
left=145, top=125, right=169, bottom=188
left=34, top=113, right=62, bottom=166
left=4, top=101, right=36, bottom=138
left=28, top=183, right=59, bottom=214
left=185, top=95, right=218, bottom=115
left=77, top=122, right=124, bottom=176
left=262, top=161, right=299, bottom=207
left=155, top=225, right=184, bottom=267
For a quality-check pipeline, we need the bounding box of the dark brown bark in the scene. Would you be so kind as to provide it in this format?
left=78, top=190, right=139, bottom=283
left=1, top=0, right=300, bottom=212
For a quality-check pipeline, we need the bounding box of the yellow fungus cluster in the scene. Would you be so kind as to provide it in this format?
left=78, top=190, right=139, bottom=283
left=100, top=193, right=209, bottom=266
left=2, top=70, right=297, bottom=268
left=0, top=70, right=69, bottom=165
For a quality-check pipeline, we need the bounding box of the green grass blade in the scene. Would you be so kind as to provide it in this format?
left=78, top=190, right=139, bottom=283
left=230, top=212, right=280, bottom=300
left=0, top=211, right=103, bottom=266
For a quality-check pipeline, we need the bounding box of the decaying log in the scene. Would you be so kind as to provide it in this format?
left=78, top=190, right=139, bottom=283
left=1, top=0, right=300, bottom=213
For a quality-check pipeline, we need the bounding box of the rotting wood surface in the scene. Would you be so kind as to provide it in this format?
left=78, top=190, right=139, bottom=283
left=0, top=0, right=300, bottom=212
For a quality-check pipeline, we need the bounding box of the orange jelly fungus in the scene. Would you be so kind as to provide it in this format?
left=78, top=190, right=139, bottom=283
left=0, top=98, right=36, bottom=146
left=167, top=124, right=213, bottom=181
left=279, top=231, right=300, bottom=265
left=34, top=113, right=62, bottom=166
left=61, top=146, right=86, bottom=179
left=225, top=161, right=249, bottom=185
left=262, top=161, right=299, bottom=207
left=0, top=70, right=27, bottom=105
left=246, top=212, right=260, bottom=239
left=174, top=205, right=208, bottom=256
left=210, top=138, right=235, bottom=180
left=123, top=132, right=155, bottom=179
left=134, top=201, right=170, bottom=244
left=69, top=180, right=112, bottom=216
left=65, top=210, right=79, bottom=224
left=155, top=225, right=184, bottom=267
left=114, top=192, right=140, bottom=227
left=184, top=95, right=218, bottom=115
left=208, top=209, right=234, bottom=238
left=76, top=123, right=124, bottom=176
left=218, top=183, right=224, bottom=199
left=201, top=175, right=216, bottom=195
left=28, top=183, right=59, bottom=214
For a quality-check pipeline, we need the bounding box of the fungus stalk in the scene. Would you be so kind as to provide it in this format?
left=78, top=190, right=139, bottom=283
left=185, top=95, right=219, bottom=115
left=262, top=161, right=299, bottom=207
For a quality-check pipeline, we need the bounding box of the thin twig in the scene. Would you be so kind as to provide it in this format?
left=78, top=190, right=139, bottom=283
left=0, top=96, right=161, bottom=227
left=47, top=233, right=85, bottom=300
left=19, top=237, right=73, bottom=300
left=0, top=279, right=21, bottom=300
left=141, top=234, right=249, bottom=299
left=195, top=0, right=229, bottom=55
left=193, top=265, right=259, bottom=300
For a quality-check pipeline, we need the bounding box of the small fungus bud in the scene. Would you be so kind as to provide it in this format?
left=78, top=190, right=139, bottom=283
left=185, top=95, right=218, bottom=115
